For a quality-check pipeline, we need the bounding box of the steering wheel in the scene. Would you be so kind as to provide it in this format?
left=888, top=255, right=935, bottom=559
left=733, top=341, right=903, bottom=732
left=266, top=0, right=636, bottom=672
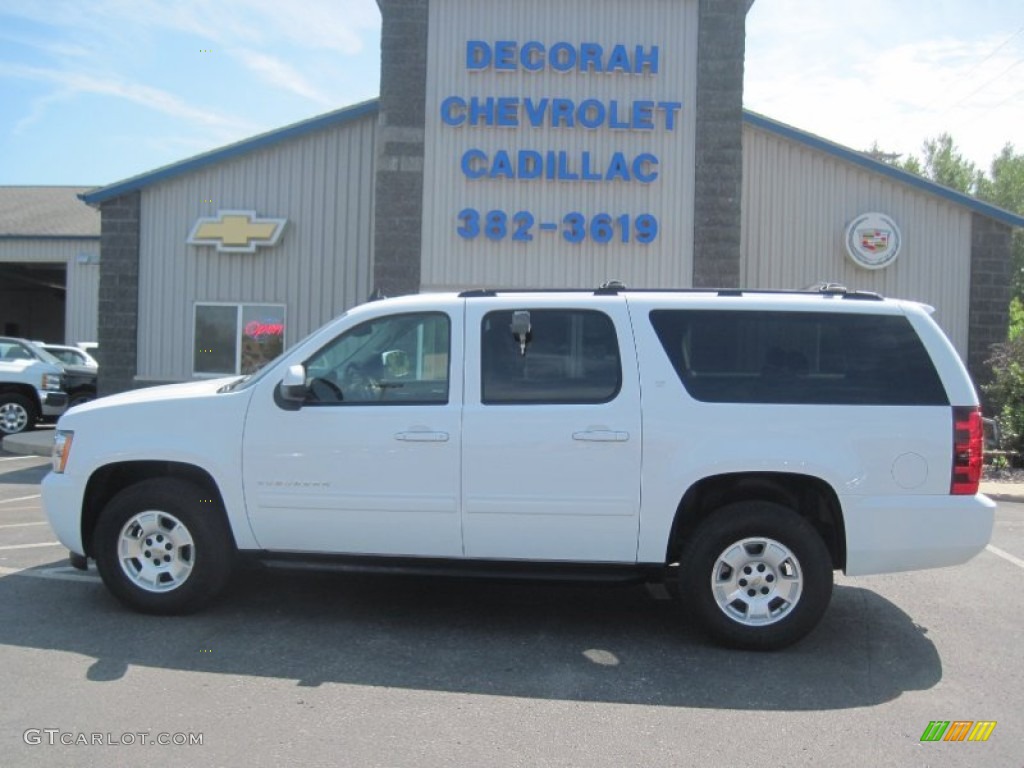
left=341, top=363, right=379, bottom=400
left=306, top=376, right=343, bottom=402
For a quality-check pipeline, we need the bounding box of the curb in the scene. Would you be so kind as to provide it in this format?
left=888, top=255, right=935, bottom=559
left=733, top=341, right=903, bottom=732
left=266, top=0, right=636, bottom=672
left=1, top=429, right=54, bottom=458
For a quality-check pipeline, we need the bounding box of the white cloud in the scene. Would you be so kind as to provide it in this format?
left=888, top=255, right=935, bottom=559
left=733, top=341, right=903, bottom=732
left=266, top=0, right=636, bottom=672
left=228, top=48, right=336, bottom=106
left=0, top=62, right=260, bottom=137
left=745, top=2, right=1024, bottom=169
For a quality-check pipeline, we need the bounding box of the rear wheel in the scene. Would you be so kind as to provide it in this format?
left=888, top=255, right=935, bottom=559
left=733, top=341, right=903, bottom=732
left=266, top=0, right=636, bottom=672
left=0, top=393, right=36, bottom=435
left=677, top=500, right=833, bottom=650
left=93, top=478, right=234, bottom=614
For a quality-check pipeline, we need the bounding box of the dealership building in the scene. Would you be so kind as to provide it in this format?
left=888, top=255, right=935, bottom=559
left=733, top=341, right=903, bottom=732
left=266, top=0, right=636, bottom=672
left=0, top=187, right=99, bottom=345
left=64, top=0, right=1024, bottom=395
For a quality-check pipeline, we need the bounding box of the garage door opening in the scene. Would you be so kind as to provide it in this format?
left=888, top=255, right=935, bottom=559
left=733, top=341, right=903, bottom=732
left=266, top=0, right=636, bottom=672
left=0, top=262, right=67, bottom=342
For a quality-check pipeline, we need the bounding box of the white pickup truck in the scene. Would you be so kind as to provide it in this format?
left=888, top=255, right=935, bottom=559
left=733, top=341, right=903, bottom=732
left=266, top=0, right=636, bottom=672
left=0, top=336, right=68, bottom=435
left=42, top=287, right=995, bottom=649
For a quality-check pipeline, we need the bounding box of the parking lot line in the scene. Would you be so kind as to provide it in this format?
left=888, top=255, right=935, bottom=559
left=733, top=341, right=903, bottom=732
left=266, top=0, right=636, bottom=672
left=0, top=521, right=48, bottom=529
left=987, top=544, right=1024, bottom=570
left=0, top=541, right=61, bottom=551
left=0, top=455, right=43, bottom=462
left=0, top=494, right=41, bottom=505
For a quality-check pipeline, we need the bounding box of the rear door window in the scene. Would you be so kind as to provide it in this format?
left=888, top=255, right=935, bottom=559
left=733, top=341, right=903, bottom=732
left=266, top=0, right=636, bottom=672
left=649, top=309, right=948, bottom=405
left=481, top=309, right=622, bottom=404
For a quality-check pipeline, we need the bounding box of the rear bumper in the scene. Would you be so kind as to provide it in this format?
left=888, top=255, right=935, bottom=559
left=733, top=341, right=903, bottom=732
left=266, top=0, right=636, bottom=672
left=843, top=493, right=996, bottom=576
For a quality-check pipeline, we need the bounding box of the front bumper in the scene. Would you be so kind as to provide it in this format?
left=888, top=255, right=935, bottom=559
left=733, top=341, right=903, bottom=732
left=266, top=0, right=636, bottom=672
left=41, top=470, right=86, bottom=556
left=39, top=391, right=68, bottom=417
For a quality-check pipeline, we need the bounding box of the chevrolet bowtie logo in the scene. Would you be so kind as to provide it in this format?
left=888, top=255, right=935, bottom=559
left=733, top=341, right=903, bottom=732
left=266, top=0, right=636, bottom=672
left=188, top=210, right=287, bottom=253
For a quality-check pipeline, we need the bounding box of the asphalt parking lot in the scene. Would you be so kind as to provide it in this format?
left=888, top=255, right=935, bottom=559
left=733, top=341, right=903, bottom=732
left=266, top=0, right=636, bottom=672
left=0, top=450, right=1021, bottom=767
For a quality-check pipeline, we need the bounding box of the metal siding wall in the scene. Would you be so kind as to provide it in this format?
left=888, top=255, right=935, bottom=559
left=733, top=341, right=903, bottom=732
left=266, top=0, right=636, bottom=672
left=741, top=125, right=972, bottom=357
left=422, top=0, right=698, bottom=290
left=66, top=257, right=99, bottom=343
left=0, top=239, right=99, bottom=343
left=137, top=115, right=376, bottom=381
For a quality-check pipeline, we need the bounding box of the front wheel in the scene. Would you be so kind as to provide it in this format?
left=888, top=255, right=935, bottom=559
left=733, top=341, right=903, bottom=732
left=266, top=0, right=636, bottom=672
left=0, top=393, right=36, bottom=435
left=677, top=501, right=833, bottom=650
left=93, top=478, right=235, bottom=614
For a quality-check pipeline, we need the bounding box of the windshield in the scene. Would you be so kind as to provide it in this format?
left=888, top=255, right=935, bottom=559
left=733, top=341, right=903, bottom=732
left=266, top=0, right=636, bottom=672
left=30, top=344, right=66, bottom=366
left=0, top=339, right=62, bottom=366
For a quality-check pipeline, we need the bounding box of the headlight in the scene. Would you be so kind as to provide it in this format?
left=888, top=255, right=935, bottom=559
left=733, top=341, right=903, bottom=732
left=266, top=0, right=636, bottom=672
left=41, top=373, right=62, bottom=391
left=52, top=430, right=74, bottom=473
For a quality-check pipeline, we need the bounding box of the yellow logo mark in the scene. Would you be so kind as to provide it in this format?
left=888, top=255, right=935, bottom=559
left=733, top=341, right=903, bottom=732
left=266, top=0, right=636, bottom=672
left=188, top=210, right=287, bottom=253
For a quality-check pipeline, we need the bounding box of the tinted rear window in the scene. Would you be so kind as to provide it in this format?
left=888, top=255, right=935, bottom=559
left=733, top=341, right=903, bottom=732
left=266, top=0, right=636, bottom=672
left=649, top=309, right=948, bottom=405
left=481, top=309, right=621, bottom=404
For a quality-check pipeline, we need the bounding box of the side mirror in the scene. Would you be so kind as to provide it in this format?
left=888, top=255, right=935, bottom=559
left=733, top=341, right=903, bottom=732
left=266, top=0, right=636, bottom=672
left=279, top=364, right=308, bottom=403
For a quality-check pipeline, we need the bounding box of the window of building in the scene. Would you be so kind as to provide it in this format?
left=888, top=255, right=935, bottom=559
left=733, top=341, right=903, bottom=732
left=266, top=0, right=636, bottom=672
left=303, top=312, right=450, bottom=405
left=481, top=309, right=621, bottom=404
left=193, top=303, right=286, bottom=376
left=649, top=309, right=948, bottom=405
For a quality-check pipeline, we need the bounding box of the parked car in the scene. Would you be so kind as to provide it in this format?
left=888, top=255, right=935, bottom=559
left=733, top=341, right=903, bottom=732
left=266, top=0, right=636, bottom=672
left=0, top=337, right=67, bottom=434
left=0, top=337, right=97, bottom=411
left=38, top=343, right=98, bottom=369
left=42, top=285, right=993, bottom=650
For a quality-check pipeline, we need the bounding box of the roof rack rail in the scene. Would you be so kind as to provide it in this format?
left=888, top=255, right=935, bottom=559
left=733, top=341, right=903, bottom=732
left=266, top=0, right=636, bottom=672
left=455, top=285, right=885, bottom=300
left=803, top=282, right=884, bottom=301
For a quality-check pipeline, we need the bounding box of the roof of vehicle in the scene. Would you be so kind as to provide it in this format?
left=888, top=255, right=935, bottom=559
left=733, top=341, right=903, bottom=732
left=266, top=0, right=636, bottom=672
left=360, top=284, right=923, bottom=315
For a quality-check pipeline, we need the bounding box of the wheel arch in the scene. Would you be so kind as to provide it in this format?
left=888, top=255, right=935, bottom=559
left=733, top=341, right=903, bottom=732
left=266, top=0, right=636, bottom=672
left=666, top=472, right=846, bottom=571
left=81, top=461, right=232, bottom=557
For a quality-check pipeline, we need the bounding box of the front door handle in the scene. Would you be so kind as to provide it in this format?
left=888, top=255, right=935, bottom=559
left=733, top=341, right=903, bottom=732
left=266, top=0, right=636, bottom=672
left=572, top=430, right=629, bottom=442
left=395, top=430, right=449, bottom=442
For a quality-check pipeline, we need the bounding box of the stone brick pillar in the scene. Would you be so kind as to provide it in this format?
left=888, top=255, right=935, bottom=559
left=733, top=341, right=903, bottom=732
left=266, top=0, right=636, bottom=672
left=692, top=0, right=748, bottom=288
left=96, top=192, right=140, bottom=396
left=373, top=0, right=428, bottom=297
left=967, top=213, right=1012, bottom=389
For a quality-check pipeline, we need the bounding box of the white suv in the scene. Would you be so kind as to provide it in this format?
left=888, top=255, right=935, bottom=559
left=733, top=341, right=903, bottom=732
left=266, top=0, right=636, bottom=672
left=42, top=286, right=994, bottom=649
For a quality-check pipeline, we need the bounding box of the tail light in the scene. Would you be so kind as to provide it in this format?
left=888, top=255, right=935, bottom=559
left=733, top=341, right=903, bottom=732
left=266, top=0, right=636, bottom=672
left=951, top=406, right=982, bottom=495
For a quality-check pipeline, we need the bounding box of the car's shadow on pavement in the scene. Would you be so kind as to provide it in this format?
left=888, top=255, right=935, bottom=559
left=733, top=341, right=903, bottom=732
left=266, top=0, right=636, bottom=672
left=0, top=463, right=49, bottom=486
left=0, top=561, right=941, bottom=710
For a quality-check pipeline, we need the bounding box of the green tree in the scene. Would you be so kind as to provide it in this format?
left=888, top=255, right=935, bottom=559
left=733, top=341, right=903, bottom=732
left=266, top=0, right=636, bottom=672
left=865, top=141, right=923, bottom=175
left=921, top=133, right=983, bottom=194
left=977, top=144, right=1024, bottom=296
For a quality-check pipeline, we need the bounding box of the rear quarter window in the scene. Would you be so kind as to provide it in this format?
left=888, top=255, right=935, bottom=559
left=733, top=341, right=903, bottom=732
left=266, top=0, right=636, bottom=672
left=649, top=309, right=948, bottom=405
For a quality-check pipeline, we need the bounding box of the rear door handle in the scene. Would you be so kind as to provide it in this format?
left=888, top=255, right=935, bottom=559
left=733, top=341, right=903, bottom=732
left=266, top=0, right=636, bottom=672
left=395, top=430, right=449, bottom=442
left=572, top=430, right=629, bottom=442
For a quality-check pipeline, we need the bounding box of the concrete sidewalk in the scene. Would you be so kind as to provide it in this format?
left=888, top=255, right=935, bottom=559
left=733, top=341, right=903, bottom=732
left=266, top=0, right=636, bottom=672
left=5, top=426, right=1024, bottom=502
left=2, top=427, right=54, bottom=458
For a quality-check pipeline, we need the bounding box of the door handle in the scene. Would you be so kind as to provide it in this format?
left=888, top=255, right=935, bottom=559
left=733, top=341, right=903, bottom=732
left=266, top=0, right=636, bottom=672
left=395, top=430, right=449, bottom=442
left=572, top=430, right=629, bottom=442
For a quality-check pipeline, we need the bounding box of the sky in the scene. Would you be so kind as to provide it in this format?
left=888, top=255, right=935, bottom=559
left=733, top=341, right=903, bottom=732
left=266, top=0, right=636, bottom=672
left=0, top=0, right=1021, bottom=188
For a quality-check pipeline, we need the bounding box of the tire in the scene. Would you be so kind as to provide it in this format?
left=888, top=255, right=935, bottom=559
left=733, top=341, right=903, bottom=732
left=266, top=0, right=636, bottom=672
left=0, top=393, right=37, bottom=436
left=67, top=392, right=95, bottom=409
left=677, top=501, right=833, bottom=650
left=92, top=478, right=235, bottom=615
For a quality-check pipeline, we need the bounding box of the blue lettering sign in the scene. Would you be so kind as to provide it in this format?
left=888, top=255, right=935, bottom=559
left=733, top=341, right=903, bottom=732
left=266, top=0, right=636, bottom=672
left=466, top=41, right=490, bottom=69
left=633, top=153, right=659, bottom=183
left=521, top=41, right=544, bottom=71
left=549, top=42, right=576, bottom=72
left=494, top=40, right=517, bottom=70
left=440, top=96, right=466, bottom=126
left=461, top=149, right=487, bottom=179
